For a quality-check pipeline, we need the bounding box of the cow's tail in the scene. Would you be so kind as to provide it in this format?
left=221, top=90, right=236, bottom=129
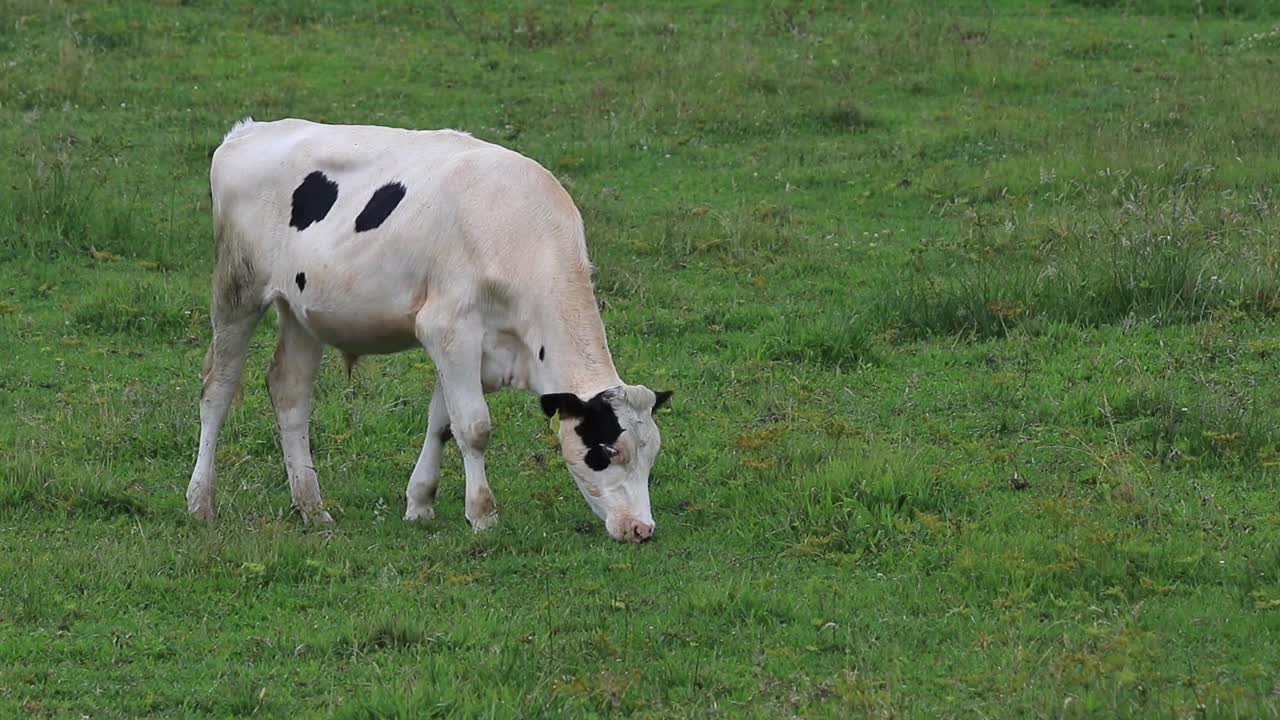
left=222, top=117, right=256, bottom=144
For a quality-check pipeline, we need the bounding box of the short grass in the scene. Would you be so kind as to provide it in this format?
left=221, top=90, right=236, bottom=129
left=3, top=1, right=1280, bottom=717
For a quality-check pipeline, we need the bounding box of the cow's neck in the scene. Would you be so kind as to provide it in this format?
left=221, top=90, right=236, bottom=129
left=530, top=277, right=621, bottom=399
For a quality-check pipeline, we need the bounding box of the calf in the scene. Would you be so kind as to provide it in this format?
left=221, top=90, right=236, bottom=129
left=186, top=118, right=672, bottom=543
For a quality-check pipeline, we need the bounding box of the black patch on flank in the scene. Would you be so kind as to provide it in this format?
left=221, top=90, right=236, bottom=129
left=295, top=272, right=307, bottom=291
left=355, top=182, right=407, bottom=232
left=438, top=424, right=453, bottom=443
left=538, top=346, right=546, bottom=362
left=540, top=390, right=624, bottom=472
left=290, top=171, right=339, bottom=231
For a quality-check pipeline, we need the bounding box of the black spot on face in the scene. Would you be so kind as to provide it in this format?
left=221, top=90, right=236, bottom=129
left=355, top=182, right=407, bottom=232
left=295, top=272, right=307, bottom=291
left=539, top=346, right=546, bottom=362
left=541, top=391, right=623, bottom=472
left=290, top=171, right=339, bottom=231
left=584, top=444, right=614, bottom=471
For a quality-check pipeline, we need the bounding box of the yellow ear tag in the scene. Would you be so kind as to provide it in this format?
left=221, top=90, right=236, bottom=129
left=548, top=413, right=561, bottom=437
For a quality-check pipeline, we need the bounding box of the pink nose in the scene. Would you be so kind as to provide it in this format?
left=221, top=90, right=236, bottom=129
left=632, top=521, right=655, bottom=543
left=610, top=517, right=656, bottom=543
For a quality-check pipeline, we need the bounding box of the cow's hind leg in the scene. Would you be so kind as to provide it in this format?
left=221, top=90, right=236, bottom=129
left=187, top=298, right=264, bottom=521
left=414, top=305, right=497, bottom=530
left=266, top=300, right=331, bottom=523
left=404, top=383, right=450, bottom=521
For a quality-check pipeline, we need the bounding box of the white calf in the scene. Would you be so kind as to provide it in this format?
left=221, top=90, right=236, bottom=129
left=186, top=118, right=672, bottom=542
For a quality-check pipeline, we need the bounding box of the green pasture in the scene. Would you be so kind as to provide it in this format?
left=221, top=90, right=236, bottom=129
left=3, top=1, right=1280, bottom=716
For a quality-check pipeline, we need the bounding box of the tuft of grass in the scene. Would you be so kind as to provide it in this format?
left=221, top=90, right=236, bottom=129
left=880, top=171, right=1280, bottom=339
left=1060, top=0, right=1276, bottom=17
left=878, top=265, right=1030, bottom=341
left=76, top=5, right=148, bottom=52
left=440, top=5, right=596, bottom=48
left=71, top=295, right=195, bottom=339
left=816, top=100, right=875, bottom=134
left=751, top=444, right=953, bottom=560
left=764, top=311, right=877, bottom=369
left=1103, top=379, right=1274, bottom=468
left=213, top=676, right=284, bottom=718
left=0, top=455, right=147, bottom=518
left=0, top=162, right=142, bottom=262
left=640, top=202, right=801, bottom=264
left=358, top=615, right=439, bottom=653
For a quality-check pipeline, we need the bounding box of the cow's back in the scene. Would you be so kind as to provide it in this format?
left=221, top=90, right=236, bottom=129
left=207, top=118, right=592, bottom=355
left=211, top=119, right=492, bottom=228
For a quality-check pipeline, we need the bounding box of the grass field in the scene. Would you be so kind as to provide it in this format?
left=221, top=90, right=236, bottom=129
left=4, top=0, right=1280, bottom=716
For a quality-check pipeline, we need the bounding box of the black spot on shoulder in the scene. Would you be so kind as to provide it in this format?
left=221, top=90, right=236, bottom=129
left=295, top=272, right=307, bottom=291
left=539, top=346, right=546, bottom=362
left=290, top=171, right=339, bottom=231
left=355, top=182, right=407, bottom=232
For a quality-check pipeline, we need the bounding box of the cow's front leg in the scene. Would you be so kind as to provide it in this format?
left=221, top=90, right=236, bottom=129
left=416, top=306, right=498, bottom=530
left=456, top=398, right=496, bottom=530
left=404, top=383, right=450, bottom=521
left=266, top=301, right=330, bottom=523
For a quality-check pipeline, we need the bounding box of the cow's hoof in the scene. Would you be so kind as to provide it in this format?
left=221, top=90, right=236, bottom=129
left=404, top=504, right=435, bottom=522
left=301, top=509, right=334, bottom=525
left=467, top=512, right=499, bottom=531
left=187, top=500, right=216, bottom=523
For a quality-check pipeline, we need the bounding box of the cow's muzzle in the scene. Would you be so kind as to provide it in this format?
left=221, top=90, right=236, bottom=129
left=609, top=517, right=655, bottom=543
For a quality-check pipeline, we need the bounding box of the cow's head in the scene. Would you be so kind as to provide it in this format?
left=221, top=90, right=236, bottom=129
left=540, top=385, right=673, bottom=543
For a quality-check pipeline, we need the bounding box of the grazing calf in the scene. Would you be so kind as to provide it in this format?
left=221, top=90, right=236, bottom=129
left=186, top=118, right=672, bottom=543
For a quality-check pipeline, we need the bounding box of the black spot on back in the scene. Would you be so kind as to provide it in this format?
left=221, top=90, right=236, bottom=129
left=295, top=272, right=307, bottom=291
left=290, top=171, right=339, bottom=231
left=355, top=182, right=407, bottom=232
left=539, top=346, right=546, bottom=362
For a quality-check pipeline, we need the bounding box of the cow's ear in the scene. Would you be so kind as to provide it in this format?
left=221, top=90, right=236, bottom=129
left=541, top=393, right=586, bottom=418
left=652, top=390, right=674, bottom=412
